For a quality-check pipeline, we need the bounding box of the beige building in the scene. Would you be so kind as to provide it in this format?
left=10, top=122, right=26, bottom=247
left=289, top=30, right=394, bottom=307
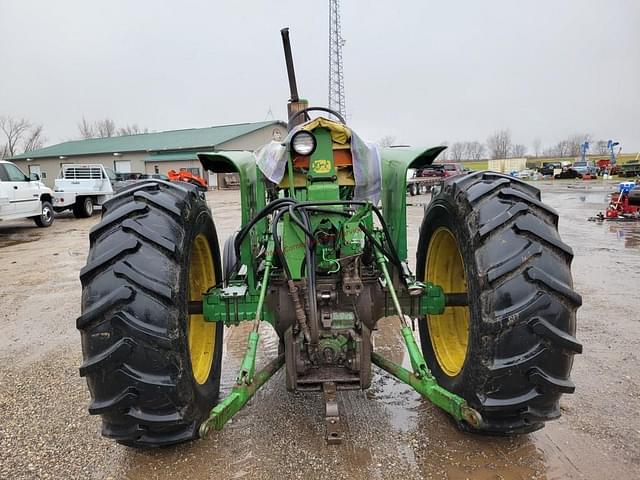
left=9, top=121, right=286, bottom=189
left=487, top=157, right=528, bottom=173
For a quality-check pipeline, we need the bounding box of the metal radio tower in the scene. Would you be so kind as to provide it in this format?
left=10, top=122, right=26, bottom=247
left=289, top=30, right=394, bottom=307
left=328, top=0, right=346, bottom=117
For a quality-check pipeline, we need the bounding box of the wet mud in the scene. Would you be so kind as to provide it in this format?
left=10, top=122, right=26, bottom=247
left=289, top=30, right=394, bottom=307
left=1, top=181, right=638, bottom=479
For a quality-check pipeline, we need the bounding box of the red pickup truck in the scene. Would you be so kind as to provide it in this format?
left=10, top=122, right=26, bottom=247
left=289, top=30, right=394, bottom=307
left=417, top=163, right=465, bottom=178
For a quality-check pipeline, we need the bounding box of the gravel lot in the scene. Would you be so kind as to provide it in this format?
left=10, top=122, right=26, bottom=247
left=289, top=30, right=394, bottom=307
left=1, top=181, right=639, bottom=479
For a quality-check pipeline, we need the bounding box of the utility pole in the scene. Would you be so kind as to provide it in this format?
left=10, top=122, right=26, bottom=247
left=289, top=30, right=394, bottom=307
left=328, top=0, right=346, bottom=118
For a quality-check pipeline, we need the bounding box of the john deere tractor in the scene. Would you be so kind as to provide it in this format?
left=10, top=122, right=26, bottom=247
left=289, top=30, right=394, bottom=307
left=78, top=29, right=582, bottom=447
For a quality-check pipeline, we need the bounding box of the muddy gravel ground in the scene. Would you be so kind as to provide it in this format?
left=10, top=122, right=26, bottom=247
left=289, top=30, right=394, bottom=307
left=1, top=181, right=639, bottom=479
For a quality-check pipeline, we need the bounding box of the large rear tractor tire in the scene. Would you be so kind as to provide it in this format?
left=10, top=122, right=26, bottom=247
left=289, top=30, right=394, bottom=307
left=78, top=180, right=224, bottom=447
left=417, top=171, right=582, bottom=434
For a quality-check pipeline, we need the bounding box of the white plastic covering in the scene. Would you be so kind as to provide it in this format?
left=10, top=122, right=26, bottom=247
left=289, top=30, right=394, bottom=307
left=255, top=121, right=382, bottom=204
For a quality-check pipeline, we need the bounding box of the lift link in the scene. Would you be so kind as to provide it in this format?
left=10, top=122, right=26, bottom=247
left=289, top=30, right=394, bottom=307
left=372, top=241, right=483, bottom=429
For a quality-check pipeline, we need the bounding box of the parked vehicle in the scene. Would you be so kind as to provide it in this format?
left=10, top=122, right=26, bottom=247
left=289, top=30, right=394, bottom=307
left=417, top=163, right=465, bottom=178
left=519, top=168, right=536, bottom=179
left=0, top=160, right=55, bottom=227
left=77, top=28, right=581, bottom=447
left=167, top=169, right=208, bottom=190
left=440, top=163, right=465, bottom=178
left=53, top=164, right=115, bottom=217
left=620, top=161, right=640, bottom=178
left=140, top=173, right=169, bottom=181
left=596, top=159, right=620, bottom=176
left=406, top=168, right=442, bottom=196
left=539, top=162, right=562, bottom=176
left=554, top=166, right=582, bottom=179
left=417, top=165, right=445, bottom=178
left=113, top=172, right=145, bottom=191
left=572, top=161, right=597, bottom=177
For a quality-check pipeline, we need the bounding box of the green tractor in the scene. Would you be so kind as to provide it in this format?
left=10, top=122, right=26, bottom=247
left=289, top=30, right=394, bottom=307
left=78, top=29, right=581, bottom=447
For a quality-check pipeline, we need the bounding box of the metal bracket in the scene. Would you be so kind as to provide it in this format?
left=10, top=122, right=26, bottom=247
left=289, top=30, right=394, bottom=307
left=323, top=382, right=343, bottom=445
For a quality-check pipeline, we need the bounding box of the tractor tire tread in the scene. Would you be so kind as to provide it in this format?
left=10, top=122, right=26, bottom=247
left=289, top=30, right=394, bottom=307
left=133, top=190, right=182, bottom=218
left=79, top=337, right=136, bottom=376
left=524, top=266, right=582, bottom=306
left=111, top=311, right=171, bottom=348
left=486, top=241, right=543, bottom=284
left=76, top=286, right=135, bottom=330
left=79, top=237, right=141, bottom=281
left=113, top=261, right=174, bottom=302
left=529, top=317, right=582, bottom=353
left=121, top=218, right=177, bottom=254
left=417, top=171, right=581, bottom=435
left=513, top=218, right=574, bottom=257
left=90, top=202, right=149, bottom=241
left=78, top=180, right=223, bottom=447
left=88, top=387, right=138, bottom=414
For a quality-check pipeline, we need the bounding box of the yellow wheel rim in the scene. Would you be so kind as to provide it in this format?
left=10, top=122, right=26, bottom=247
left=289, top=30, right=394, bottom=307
left=425, top=227, right=469, bottom=377
left=188, top=233, right=217, bottom=385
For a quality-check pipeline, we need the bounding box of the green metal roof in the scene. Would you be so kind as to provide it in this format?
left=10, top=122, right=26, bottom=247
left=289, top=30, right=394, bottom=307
left=144, top=151, right=201, bottom=162
left=10, top=121, right=283, bottom=160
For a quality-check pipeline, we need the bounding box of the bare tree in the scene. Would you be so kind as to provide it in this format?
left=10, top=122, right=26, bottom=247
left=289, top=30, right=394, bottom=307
left=566, top=134, right=590, bottom=157
left=78, top=117, right=95, bottom=139
left=548, top=140, right=570, bottom=158
left=438, top=140, right=449, bottom=161
left=449, top=142, right=466, bottom=161
left=0, top=116, right=31, bottom=157
left=119, top=124, right=149, bottom=136
left=96, top=118, right=116, bottom=138
left=532, top=138, right=542, bottom=158
left=512, top=144, right=527, bottom=157
left=595, top=140, right=608, bottom=155
left=78, top=117, right=117, bottom=139
left=486, top=129, right=512, bottom=159
left=377, top=135, right=396, bottom=148
left=466, top=141, right=485, bottom=160
left=79, top=117, right=148, bottom=139
left=23, top=124, right=46, bottom=152
left=545, top=134, right=591, bottom=158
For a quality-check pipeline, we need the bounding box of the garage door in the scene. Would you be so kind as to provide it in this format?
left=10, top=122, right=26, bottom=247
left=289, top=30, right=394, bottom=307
left=114, top=160, right=131, bottom=173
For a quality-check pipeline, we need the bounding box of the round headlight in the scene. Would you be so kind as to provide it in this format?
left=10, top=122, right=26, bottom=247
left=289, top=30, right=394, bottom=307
left=291, top=131, right=317, bottom=156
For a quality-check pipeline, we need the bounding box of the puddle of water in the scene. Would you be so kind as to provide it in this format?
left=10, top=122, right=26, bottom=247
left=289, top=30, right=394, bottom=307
left=370, top=316, right=422, bottom=433
left=606, top=222, right=640, bottom=249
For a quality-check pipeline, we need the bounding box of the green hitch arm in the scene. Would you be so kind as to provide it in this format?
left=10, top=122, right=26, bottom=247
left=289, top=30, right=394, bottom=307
left=371, top=237, right=482, bottom=428
left=371, top=351, right=482, bottom=428
left=235, top=245, right=274, bottom=385
left=237, top=330, right=260, bottom=384
left=199, top=354, right=285, bottom=438
left=373, top=238, right=408, bottom=328
left=253, top=244, right=274, bottom=329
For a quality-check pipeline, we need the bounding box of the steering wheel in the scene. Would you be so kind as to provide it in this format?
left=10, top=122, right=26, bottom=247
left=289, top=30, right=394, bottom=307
left=288, top=107, right=346, bottom=127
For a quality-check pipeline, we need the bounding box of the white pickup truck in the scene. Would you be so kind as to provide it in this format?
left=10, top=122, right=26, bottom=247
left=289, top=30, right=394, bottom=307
left=0, top=159, right=55, bottom=227
left=53, top=164, right=116, bottom=217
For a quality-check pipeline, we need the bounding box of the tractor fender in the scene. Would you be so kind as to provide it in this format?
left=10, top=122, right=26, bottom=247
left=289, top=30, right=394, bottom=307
left=198, top=151, right=267, bottom=289
left=379, top=146, right=447, bottom=261
left=198, top=151, right=265, bottom=224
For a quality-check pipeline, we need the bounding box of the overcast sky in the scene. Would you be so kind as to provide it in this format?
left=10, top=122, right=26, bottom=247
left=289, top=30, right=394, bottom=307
left=1, top=0, right=638, bottom=154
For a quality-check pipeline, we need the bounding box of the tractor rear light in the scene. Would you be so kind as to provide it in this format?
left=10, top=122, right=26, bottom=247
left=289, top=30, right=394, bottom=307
left=291, top=130, right=317, bottom=156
